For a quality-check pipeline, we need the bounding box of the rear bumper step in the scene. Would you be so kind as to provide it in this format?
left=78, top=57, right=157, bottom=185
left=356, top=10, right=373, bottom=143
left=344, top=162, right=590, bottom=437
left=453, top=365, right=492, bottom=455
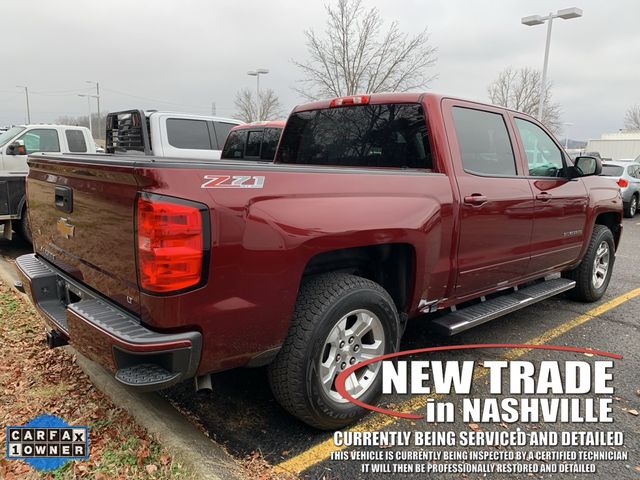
left=432, top=278, right=576, bottom=336
left=15, top=253, right=201, bottom=391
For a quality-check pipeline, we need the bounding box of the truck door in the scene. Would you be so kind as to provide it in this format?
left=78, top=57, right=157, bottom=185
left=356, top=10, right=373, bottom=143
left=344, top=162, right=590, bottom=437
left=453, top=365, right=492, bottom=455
left=2, top=128, right=62, bottom=218
left=512, top=116, right=588, bottom=275
left=444, top=101, right=534, bottom=299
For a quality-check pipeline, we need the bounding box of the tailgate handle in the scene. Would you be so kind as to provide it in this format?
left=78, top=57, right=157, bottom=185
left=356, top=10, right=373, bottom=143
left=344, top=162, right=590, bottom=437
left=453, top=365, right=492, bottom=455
left=55, top=186, right=73, bottom=213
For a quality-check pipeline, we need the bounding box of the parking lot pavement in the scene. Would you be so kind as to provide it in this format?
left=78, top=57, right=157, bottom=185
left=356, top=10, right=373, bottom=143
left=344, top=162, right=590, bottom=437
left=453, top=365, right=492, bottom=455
left=163, top=216, right=640, bottom=479
left=2, top=219, right=639, bottom=479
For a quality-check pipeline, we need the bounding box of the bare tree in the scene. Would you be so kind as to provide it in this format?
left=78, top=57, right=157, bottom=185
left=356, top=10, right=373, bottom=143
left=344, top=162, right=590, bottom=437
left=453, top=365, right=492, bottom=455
left=624, top=105, right=640, bottom=130
left=487, top=66, right=562, bottom=134
left=293, top=0, right=437, bottom=100
left=234, top=88, right=282, bottom=123
left=55, top=113, right=107, bottom=139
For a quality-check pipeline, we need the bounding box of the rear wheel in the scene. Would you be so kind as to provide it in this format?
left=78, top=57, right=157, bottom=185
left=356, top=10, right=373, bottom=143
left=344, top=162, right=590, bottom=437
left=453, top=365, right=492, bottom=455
left=17, top=205, right=32, bottom=244
left=624, top=195, right=638, bottom=218
left=268, top=273, right=399, bottom=430
left=562, top=225, right=615, bottom=302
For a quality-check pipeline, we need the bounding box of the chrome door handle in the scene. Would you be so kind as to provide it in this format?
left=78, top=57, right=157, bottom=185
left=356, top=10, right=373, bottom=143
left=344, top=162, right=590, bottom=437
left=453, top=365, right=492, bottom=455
left=536, top=193, right=552, bottom=202
left=464, top=194, right=488, bottom=205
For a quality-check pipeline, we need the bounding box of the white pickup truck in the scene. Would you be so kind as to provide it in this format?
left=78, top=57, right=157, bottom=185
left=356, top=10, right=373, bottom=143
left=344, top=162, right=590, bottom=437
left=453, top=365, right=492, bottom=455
left=0, top=125, right=96, bottom=242
left=106, top=110, right=243, bottom=159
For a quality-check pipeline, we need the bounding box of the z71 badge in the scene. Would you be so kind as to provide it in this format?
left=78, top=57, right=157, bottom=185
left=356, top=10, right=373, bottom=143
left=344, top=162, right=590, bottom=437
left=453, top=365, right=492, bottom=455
left=201, top=175, right=265, bottom=189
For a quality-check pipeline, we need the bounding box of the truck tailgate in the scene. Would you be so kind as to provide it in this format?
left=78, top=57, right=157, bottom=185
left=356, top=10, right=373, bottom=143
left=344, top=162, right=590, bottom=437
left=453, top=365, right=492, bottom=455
left=27, top=156, right=141, bottom=315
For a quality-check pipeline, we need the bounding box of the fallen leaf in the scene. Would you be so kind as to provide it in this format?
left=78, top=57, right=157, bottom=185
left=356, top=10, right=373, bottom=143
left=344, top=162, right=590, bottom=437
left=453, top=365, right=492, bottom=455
left=634, top=465, right=640, bottom=473
left=583, top=353, right=594, bottom=357
left=159, top=454, right=171, bottom=466
left=626, top=409, right=639, bottom=416
left=469, top=423, right=481, bottom=432
left=145, top=464, right=158, bottom=474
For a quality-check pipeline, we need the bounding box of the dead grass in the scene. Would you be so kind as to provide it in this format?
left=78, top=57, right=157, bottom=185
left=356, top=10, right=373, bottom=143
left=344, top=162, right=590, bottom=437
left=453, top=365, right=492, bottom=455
left=0, top=281, right=190, bottom=479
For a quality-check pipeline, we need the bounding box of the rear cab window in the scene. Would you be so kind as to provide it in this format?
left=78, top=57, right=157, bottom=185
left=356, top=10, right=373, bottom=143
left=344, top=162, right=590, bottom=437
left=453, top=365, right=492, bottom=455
left=244, top=131, right=262, bottom=158
left=65, top=130, right=88, bottom=152
left=277, top=103, right=432, bottom=169
left=261, top=128, right=281, bottom=160
left=166, top=118, right=212, bottom=150
left=451, top=107, right=517, bottom=176
left=221, top=126, right=283, bottom=161
left=221, top=131, right=246, bottom=159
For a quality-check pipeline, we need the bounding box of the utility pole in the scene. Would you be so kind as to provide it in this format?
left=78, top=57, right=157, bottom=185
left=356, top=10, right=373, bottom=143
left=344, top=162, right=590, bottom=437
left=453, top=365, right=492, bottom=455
left=16, top=86, right=31, bottom=123
left=78, top=94, right=99, bottom=136
left=87, top=81, right=101, bottom=136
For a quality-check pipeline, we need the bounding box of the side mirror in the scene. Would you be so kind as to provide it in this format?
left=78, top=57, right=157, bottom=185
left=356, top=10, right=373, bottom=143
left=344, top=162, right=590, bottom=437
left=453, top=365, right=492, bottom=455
left=6, top=141, right=26, bottom=156
left=573, top=156, right=602, bottom=177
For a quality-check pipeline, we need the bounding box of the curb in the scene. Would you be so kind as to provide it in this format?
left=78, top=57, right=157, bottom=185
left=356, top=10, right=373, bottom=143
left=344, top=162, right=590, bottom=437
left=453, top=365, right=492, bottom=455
left=0, top=253, right=243, bottom=480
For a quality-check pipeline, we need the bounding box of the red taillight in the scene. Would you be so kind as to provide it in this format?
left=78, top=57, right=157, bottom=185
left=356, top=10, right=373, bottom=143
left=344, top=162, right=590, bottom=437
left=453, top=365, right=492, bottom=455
left=136, top=195, right=206, bottom=293
left=617, top=178, right=628, bottom=188
left=329, top=95, right=370, bottom=107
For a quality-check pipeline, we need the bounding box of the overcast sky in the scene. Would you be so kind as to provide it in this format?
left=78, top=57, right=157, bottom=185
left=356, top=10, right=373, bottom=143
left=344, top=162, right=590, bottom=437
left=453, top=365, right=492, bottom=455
left=1, top=0, right=638, bottom=140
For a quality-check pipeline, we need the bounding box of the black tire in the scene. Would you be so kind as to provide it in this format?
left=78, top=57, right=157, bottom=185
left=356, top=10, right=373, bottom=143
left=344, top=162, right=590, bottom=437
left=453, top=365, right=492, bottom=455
left=623, top=195, right=638, bottom=218
left=562, top=225, right=615, bottom=302
left=18, top=206, right=32, bottom=244
left=268, top=273, right=399, bottom=430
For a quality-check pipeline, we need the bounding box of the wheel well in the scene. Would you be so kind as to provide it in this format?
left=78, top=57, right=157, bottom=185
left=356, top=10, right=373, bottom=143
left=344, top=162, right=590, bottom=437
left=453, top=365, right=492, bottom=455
left=595, top=212, right=622, bottom=247
left=302, top=244, right=415, bottom=313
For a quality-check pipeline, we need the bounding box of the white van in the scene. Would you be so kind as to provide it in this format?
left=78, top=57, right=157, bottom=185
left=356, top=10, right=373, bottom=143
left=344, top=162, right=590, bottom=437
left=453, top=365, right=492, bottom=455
left=0, top=125, right=96, bottom=242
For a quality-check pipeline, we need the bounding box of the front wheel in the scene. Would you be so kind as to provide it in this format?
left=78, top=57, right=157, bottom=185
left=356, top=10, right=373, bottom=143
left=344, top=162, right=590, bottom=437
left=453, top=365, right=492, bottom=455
left=562, top=225, right=615, bottom=302
left=624, top=195, right=637, bottom=218
left=268, top=273, right=399, bottom=430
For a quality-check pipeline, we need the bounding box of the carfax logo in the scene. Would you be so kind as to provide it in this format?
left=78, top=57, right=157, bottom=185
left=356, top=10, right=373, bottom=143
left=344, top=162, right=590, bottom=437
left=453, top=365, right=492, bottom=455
left=5, top=414, right=89, bottom=472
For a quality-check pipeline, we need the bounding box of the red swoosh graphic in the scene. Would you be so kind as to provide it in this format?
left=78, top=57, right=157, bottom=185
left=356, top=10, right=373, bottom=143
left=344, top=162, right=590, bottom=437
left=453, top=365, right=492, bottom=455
left=335, top=343, right=622, bottom=420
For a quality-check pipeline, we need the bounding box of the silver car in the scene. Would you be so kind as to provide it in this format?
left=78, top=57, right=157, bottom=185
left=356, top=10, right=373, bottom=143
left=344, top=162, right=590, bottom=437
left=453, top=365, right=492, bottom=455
left=600, top=161, right=640, bottom=217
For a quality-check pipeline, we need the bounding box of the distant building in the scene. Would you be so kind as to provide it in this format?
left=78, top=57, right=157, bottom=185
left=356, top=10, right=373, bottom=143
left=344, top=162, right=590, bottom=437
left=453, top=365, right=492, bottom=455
left=586, top=130, right=640, bottom=160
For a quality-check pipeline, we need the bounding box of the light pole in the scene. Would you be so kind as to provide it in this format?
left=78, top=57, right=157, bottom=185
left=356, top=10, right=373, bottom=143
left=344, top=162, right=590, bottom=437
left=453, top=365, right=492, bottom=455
left=78, top=94, right=99, bottom=136
left=86, top=81, right=101, bottom=132
left=247, top=68, right=269, bottom=120
left=562, top=122, right=575, bottom=149
left=16, top=85, right=31, bottom=123
left=522, top=7, right=582, bottom=120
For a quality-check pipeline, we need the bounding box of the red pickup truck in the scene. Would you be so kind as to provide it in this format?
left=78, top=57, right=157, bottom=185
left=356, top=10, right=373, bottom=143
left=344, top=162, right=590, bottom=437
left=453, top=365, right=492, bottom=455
left=17, top=93, right=622, bottom=429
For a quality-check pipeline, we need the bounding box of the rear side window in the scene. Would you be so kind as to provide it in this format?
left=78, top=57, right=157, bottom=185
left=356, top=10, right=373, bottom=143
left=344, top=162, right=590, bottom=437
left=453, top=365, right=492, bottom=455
left=452, top=107, right=516, bottom=176
left=245, top=131, right=262, bottom=157
left=213, top=122, right=236, bottom=149
left=600, top=165, right=624, bottom=176
left=166, top=119, right=212, bottom=150
left=65, top=130, right=88, bottom=152
left=261, top=128, right=281, bottom=160
left=221, top=131, right=246, bottom=159
left=18, top=129, right=60, bottom=154
left=278, top=103, right=431, bottom=169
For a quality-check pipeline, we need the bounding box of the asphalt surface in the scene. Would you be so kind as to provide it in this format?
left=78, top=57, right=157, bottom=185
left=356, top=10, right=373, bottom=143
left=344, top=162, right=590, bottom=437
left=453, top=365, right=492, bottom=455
left=1, top=219, right=639, bottom=479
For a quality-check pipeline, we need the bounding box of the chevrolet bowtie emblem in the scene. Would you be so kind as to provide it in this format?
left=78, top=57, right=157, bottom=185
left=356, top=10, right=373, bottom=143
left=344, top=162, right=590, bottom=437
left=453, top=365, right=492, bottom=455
left=56, top=218, right=75, bottom=239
